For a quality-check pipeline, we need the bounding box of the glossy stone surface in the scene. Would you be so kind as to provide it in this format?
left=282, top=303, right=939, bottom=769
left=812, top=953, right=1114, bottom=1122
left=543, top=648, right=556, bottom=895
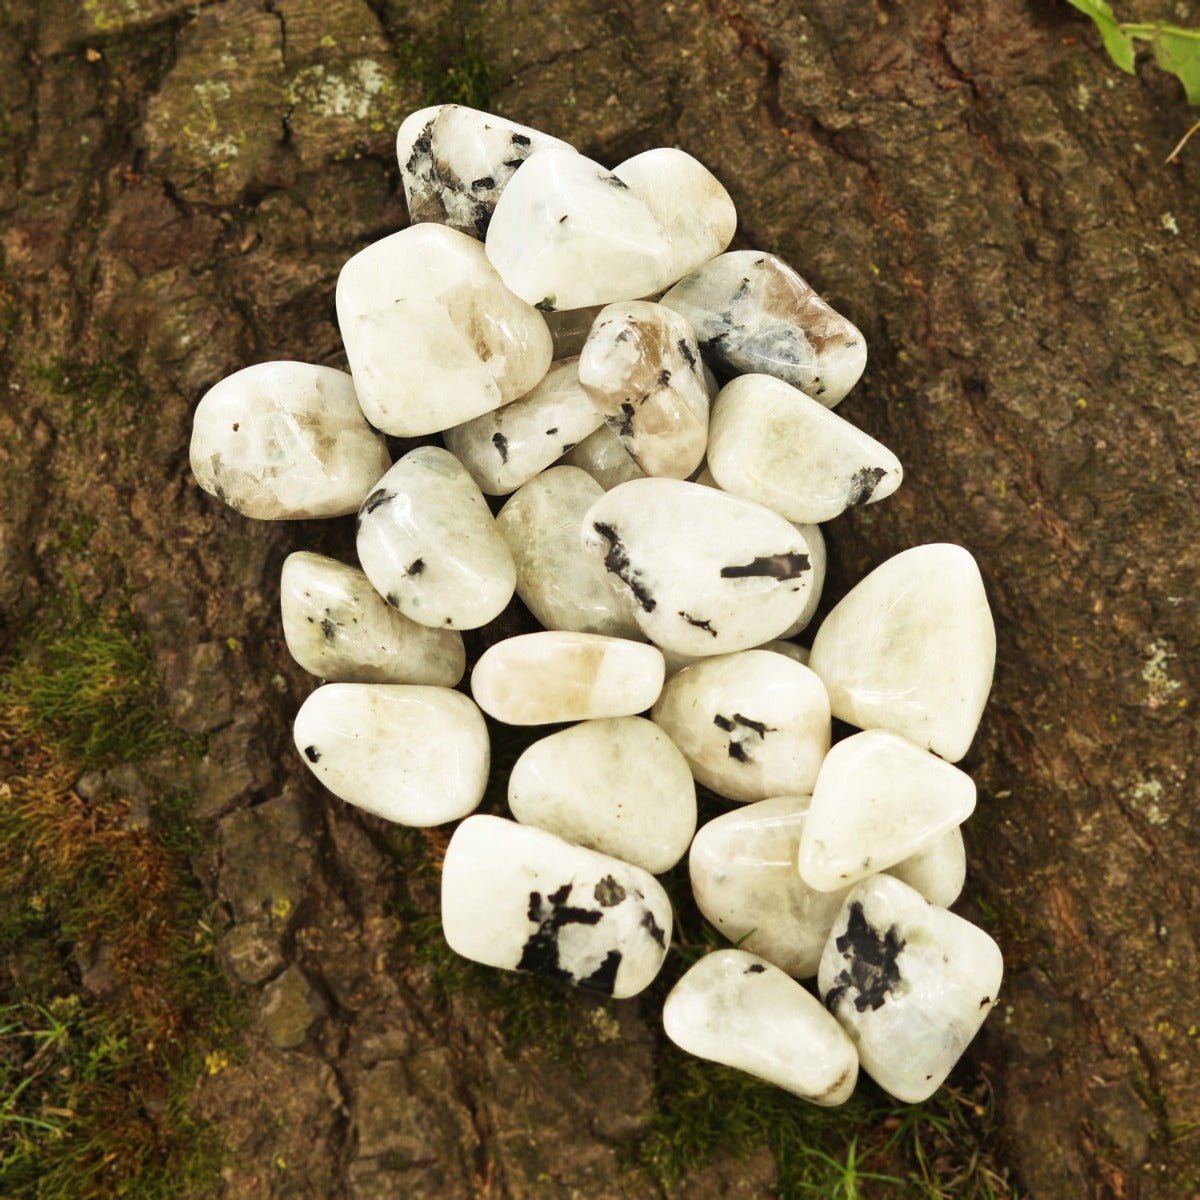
left=190, top=361, right=390, bottom=519
left=545, top=304, right=603, bottom=359
left=661, top=251, right=866, bottom=406
left=581, top=479, right=814, bottom=656
left=471, top=632, right=665, bottom=725
left=397, top=104, right=572, bottom=238
left=443, top=357, right=603, bottom=495
left=578, top=301, right=709, bottom=479
left=509, top=717, right=696, bottom=873
left=890, top=826, right=967, bottom=910
left=664, top=949, right=858, bottom=1105
left=689, top=795, right=848, bottom=978
left=293, top=684, right=489, bottom=826
left=707, top=374, right=902, bottom=523
left=280, top=551, right=465, bottom=686
left=486, top=146, right=674, bottom=310
left=758, top=639, right=810, bottom=666
left=560, top=424, right=646, bottom=489
left=496, top=467, right=643, bottom=639
left=336, top=224, right=552, bottom=436
left=808, top=544, right=996, bottom=762
left=613, top=147, right=736, bottom=285
left=818, top=875, right=1002, bottom=1103
left=441, top=815, right=672, bottom=998
left=356, top=446, right=515, bottom=631
left=652, top=650, right=831, bottom=802
left=799, top=730, right=976, bottom=892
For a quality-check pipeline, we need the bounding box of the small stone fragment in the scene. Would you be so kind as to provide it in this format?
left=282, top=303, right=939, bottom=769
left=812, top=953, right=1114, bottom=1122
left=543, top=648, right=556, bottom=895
left=808, top=544, right=996, bottom=762
left=496, top=467, right=643, bottom=639
left=613, top=147, right=737, bottom=285
left=471, top=632, right=665, bottom=725
left=889, top=826, right=967, bottom=910
left=397, top=104, right=573, bottom=238
left=443, top=358, right=603, bottom=495
left=661, top=251, right=866, bottom=406
left=293, top=683, right=489, bottom=826
left=707, top=374, right=902, bottom=523
left=356, top=446, right=516, bottom=631
left=689, top=795, right=849, bottom=978
left=560, top=424, right=646, bottom=489
left=509, top=716, right=696, bottom=874
left=281, top=551, right=465, bottom=686
left=582, top=479, right=814, bottom=656
left=578, top=301, right=710, bottom=480
left=261, top=964, right=326, bottom=1049
left=544, top=304, right=604, bottom=359
left=652, top=650, right=831, bottom=802
left=336, top=224, right=552, bottom=436
left=663, top=949, right=858, bottom=1105
left=189, top=362, right=390, bottom=519
left=818, top=875, right=1002, bottom=1103
left=798, top=730, right=976, bottom=892
left=441, top=814, right=672, bottom=998
left=486, top=146, right=674, bottom=310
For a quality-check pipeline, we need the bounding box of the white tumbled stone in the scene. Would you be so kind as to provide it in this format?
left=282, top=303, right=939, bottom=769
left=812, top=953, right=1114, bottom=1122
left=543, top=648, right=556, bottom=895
left=889, top=826, right=967, bottom=910
left=613, top=147, right=736, bottom=286
left=280, top=552, right=465, bottom=685
left=471, top=632, right=664, bottom=725
left=818, top=875, right=1002, bottom=1103
left=664, top=949, right=858, bottom=1106
left=799, top=730, right=976, bottom=892
left=689, top=796, right=848, bottom=978
left=808, top=544, right=996, bottom=762
left=294, top=684, right=488, bottom=826
left=652, top=650, right=830, bottom=802
left=443, top=358, right=603, bottom=496
left=496, top=467, right=643, bottom=639
left=509, top=717, right=696, bottom=873
left=397, top=104, right=572, bottom=238
left=356, top=446, right=515, bottom=631
left=560, top=425, right=646, bottom=489
left=758, top=639, right=810, bottom=666
left=708, top=374, right=902, bottom=524
left=661, top=251, right=866, bottom=406
left=189, top=362, right=390, bottom=519
left=337, top=224, right=552, bottom=436
left=578, top=302, right=709, bottom=480
left=582, top=479, right=814, bottom=656
left=441, top=814, right=671, bottom=998
left=486, top=146, right=674, bottom=310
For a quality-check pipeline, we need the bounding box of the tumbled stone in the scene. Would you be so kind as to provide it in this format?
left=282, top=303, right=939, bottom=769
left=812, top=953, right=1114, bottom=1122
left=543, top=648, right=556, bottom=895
left=582, top=479, right=814, bottom=656
left=708, top=374, right=902, bottom=523
left=808, top=544, right=996, bottom=762
left=578, top=302, right=709, bottom=479
left=293, top=683, right=489, bottom=826
left=663, top=949, right=857, bottom=1105
left=471, top=632, right=664, bottom=725
left=560, top=425, right=646, bottom=489
left=799, top=730, right=976, bottom=892
left=397, top=104, right=572, bottom=238
left=337, top=224, right=552, bottom=436
left=509, top=717, right=696, bottom=874
left=890, top=826, right=966, bottom=910
left=545, top=304, right=603, bottom=359
left=443, top=358, right=603, bottom=495
left=614, top=147, right=737, bottom=285
left=818, top=875, right=1002, bottom=1103
left=495, top=467, right=643, bottom=639
left=441, top=814, right=672, bottom=998
left=356, top=446, right=516, bottom=631
left=652, top=650, right=830, bottom=802
left=661, top=251, right=866, bottom=406
left=689, top=795, right=848, bottom=978
left=486, top=146, right=673, bottom=310
left=281, top=551, right=465, bottom=685
left=189, top=361, right=390, bottom=519
left=758, top=639, right=810, bottom=666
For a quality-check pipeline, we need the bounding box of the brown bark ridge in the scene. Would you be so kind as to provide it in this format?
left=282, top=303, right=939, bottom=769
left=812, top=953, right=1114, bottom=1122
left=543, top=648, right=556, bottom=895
left=0, top=0, right=1197, bottom=1196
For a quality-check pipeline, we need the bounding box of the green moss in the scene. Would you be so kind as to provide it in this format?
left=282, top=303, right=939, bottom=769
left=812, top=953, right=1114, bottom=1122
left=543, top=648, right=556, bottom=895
left=28, top=350, right=148, bottom=434
left=394, top=18, right=492, bottom=111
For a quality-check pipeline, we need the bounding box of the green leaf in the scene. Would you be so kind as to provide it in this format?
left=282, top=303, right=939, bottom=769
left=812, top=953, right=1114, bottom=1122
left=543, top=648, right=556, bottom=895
left=1149, top=27, right=1200, bottom=104
left=1065, top=0, right=1137, bottom=72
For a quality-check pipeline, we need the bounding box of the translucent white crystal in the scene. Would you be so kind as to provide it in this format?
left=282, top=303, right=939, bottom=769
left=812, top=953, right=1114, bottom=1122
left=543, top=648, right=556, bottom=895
left=189, top=362, right=390, bottom=519
left=280, top=551, right=464, bottom=685
left=560, top=424, right=646, bottom=490
left=890, top=826, right=967, bottom=910
left=441, top=814, right=672, bottom=998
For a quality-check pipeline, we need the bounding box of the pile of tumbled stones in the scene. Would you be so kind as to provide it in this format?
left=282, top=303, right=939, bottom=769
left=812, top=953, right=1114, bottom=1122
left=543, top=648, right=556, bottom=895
left=189, top=103, right=1002, bottom=1108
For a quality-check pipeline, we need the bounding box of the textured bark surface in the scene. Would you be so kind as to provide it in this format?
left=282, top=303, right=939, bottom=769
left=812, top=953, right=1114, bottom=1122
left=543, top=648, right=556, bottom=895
left=1, top=0, right=1197, bottom=1196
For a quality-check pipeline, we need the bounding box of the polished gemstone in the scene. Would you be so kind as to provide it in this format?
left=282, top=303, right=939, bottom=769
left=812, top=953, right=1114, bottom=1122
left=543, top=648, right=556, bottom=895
left=560, top=424, right=646, bottom=489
